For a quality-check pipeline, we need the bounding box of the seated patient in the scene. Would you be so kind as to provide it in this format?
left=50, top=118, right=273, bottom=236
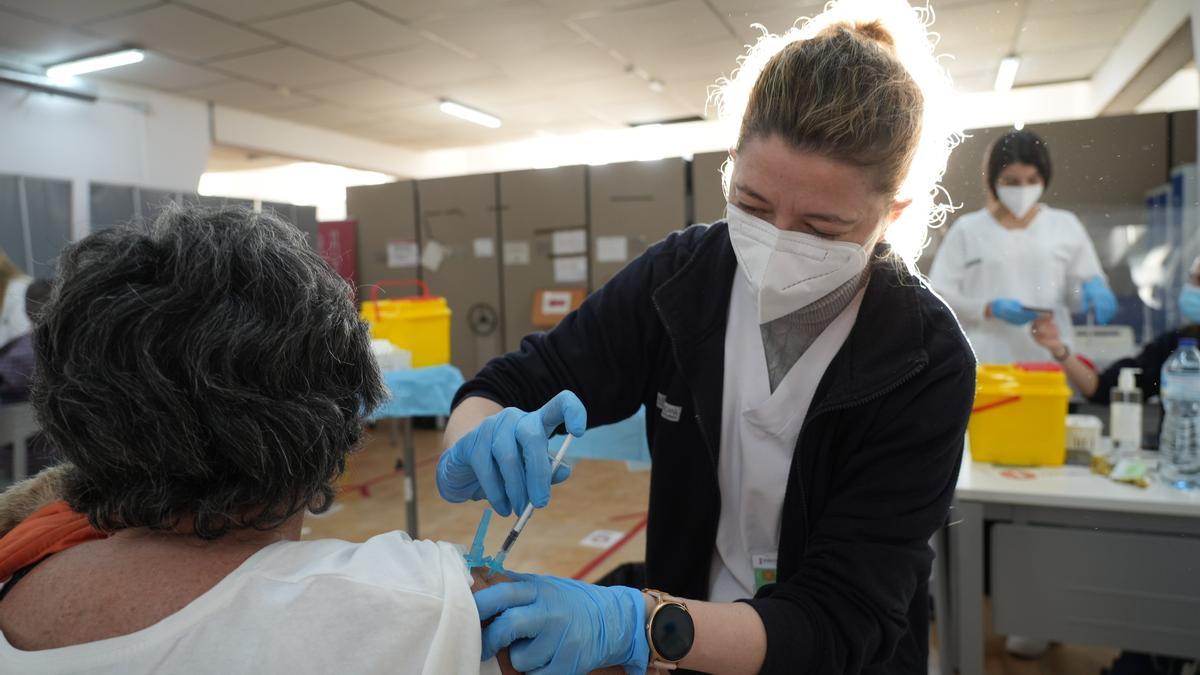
left=0, top=206, right=499, bottom=674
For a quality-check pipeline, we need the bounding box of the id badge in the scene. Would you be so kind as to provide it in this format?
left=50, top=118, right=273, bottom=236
left=752, top=552, right=778, bottom=591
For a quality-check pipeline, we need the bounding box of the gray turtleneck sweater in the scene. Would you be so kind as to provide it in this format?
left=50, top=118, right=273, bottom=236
left=760, top=263, right=873, bottom=392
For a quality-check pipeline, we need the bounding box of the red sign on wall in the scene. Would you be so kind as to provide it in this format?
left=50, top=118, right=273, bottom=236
left=318, top=220, right=357, bottom=288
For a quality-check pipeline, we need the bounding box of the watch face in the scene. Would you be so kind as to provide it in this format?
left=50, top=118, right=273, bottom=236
left=651, top=603, right=695, bottom=662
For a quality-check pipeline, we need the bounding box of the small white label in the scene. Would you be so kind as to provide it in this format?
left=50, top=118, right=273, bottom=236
left=595, top=235, right=628, bottom=263
left=473, top=237, right=495, bottom=258
left=553, top=255, right=587, bottom=283
left=421, top=240, right=447, bottom=272
left=552, top=228, right=587, bottom=255
left=660, top=401, right=682, bottom=422
left=503, top=240, right=531, bottom=265
left=579, top=529, right=625, bottom=549
left=387, top=240, right=418, bottom=268
left=541, top=290, right=574, bottom=316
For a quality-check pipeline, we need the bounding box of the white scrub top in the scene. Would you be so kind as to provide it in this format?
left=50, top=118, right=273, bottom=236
left=708, top=271, right=865, bottom=602
left=928, top=206, right=1105, bottom=364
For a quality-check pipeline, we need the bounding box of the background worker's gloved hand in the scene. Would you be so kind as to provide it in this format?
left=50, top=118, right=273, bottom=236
left=989, top=298, right=1039, bottom=326
left=476, top=573, right=649, bottom=675
left=437, top=390, right=586, bottom=516
left=1081, top=275, right=1117, bottom=325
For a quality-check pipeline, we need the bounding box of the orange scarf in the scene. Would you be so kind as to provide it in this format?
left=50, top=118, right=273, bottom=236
left=0, top=501, right=103, bottom=582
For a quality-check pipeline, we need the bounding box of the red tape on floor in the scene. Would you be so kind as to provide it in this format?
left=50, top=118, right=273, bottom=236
left=571, top=515, right=648, bottom=581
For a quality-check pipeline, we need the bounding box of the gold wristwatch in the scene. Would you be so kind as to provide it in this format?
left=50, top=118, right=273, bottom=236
left=643, top=589, right=695, bottom=671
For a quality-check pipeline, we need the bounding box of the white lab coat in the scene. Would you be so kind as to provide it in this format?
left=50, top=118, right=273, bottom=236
left=0, top=276, right=31, bottom=348
left=928, top=206, right=1105, bottom=363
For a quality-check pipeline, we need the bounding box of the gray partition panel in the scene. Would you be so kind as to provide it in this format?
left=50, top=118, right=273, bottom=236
left=347, top=181, right=418, bottom=302
left=588, top=158, right=687, bottom=289
left=196, top=195, right=254, bottom=209
left=293, top=205, right=318, bottom=248
left=22, top=177, right=71, bottom=279
left=0, top=176, right=22, bottom=270
left=499, top=166, right=588, bottom=352
left=691, top=151, right=728, bottom=225
left=89, top=183, right=136, bottom=230
left=417, top=173, right=503, bottom=379
left=1171, top=110, right=1197, bottom=166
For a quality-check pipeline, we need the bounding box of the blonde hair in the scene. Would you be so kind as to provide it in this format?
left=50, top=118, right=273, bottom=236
left=713, top=0, right=961, bottom=267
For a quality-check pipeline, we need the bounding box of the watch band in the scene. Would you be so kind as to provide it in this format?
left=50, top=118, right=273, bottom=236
left=643, top=589, right=691, bottom=670
left=1054, top=344, right=1071, bottom=362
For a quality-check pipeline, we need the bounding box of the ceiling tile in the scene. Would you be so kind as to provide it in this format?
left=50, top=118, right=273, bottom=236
left=931, top=1, right=1021, bottom=53
left=572, top=0, right=732, bottom=55
left=181, top=79, right=317, bottom=111
left=209, top=46, right=363, bottom=87
left=489, top=98, right=603, bottom=127
left=435, top=75, right=551, bottom=110
left=664, top=78, right=720, bottom=117
left=1025, top=0, right=1148, bottom=18
left=539, top=0, right=664, bottom=19
left=418, top=2, right=569, bottom=57
left=1016, top=45, right=1112, bottom=85
left=359, top=0, right=512, bottom=24
left=551, top=73, right=668, bottom=107
left=353, top=41, right=499, bottom=87
left=715, top=2, right=825, bottom=44
left=631, top=36, right=743, bottom=82
left=174, top=0, right=332, bottom=23
left=1015, top=8, right=1141, bottom=52
left=0, top=0, right=157, bottom=25
left=494, top=38, right=624, bottom=84
left=588, top=94, right=695, bottom=126
left=96, top=52, right=230, bottom=90
left=87, top=4, right=276, bottom=61
left=0, top=9, right=117, bottom=65
left=301, top=78, right=429, bottom=110
left=254, top=2, right=423, bottom=59
left=271, top=103, right=389, bottom=129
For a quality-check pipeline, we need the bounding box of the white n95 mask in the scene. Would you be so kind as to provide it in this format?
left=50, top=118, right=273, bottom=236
left=726, top=203, right=869, bottom=324
left=996, top=184, right=1043, bottom=219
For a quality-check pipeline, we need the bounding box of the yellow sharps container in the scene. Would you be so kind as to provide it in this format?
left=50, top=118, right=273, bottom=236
left=360, top=280, right=451, bottom=368
left=968, top=363, right=1072, bottom=466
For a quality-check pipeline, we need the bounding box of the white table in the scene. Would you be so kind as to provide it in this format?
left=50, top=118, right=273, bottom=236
left=940, top=451, right=1200, bottom=674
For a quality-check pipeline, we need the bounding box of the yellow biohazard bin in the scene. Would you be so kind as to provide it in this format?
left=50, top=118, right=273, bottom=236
left=968, top=363, right=1072, bottom=466
left=360, top=280, right=451, bottom=368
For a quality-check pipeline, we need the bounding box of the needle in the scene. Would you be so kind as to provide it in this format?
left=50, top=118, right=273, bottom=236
left=492, top=434, right=574, bottom=567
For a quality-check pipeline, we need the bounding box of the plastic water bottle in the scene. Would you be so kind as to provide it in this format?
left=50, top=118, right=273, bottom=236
left=1159, top=337, right=1200, bottom=490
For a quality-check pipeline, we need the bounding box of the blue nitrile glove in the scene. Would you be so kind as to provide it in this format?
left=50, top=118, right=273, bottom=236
left=476, top=573, right=649, bottom=675
left=1081, top=275, right=1117, bottom=325
left=437, top=390, right=586, bottom=516
left=989, top=298, right=1039, bottom=326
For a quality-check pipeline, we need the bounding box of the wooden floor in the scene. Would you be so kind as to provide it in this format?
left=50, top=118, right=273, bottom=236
left=306, top=426, right=1118, bottom=675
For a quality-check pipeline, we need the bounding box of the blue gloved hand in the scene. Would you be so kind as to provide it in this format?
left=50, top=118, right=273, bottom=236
left=1081, top=275, right=1117, bottom=325
left=476, top=573, right=649, bottom=675
left=437, top=390, right=586, bottom=516
left=989, top=298, right=1039, bottom=326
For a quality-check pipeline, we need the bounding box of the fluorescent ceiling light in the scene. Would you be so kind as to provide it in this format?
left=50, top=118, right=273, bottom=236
left=994, top=55, right=1020, bottom=92
left=46, top=49, right=144, bottom=81
left=439, top=100, right=501, bottom=128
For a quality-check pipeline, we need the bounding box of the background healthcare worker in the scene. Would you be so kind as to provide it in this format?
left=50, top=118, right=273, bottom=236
left=929, top=129, right=1118, bottom=363
left=435, top=2, right=974, bottom=674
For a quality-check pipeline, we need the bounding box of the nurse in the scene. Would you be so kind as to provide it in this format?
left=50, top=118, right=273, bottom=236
left=438, top=2, right=972, bottom=673
left=929, top=129, right=1118, bottom=363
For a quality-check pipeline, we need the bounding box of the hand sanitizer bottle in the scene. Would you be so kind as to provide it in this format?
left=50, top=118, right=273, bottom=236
left=1110, top=367, right=1142, bottom=457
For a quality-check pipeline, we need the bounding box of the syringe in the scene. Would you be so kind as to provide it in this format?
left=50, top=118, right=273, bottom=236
left=491, top=434, right=574, bottom=568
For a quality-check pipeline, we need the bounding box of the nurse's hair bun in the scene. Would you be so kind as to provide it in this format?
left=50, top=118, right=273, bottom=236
left=842, top=20, right=896, bottom=51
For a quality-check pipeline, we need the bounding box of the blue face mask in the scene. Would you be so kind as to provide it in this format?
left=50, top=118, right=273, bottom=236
left=1180, top=284, right=1200, bottom=324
